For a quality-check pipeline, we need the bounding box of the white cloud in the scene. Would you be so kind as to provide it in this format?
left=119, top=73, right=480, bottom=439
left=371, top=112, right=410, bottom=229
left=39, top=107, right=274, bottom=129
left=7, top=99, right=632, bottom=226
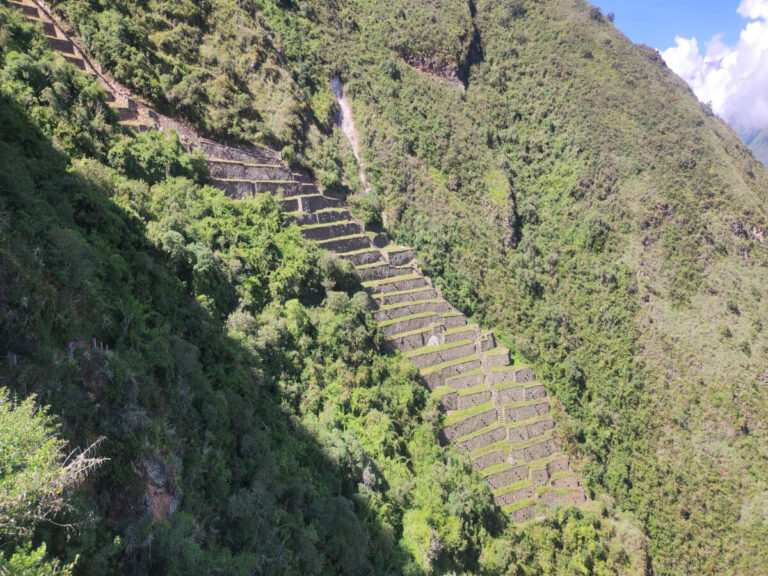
left=738, top=0, right=768, bottom=20
left=661, top=1, right=768, bottom=132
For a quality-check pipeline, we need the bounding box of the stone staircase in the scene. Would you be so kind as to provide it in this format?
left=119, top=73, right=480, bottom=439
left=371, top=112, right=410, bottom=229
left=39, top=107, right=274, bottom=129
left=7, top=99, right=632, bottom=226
left=9, top=0, right=587, bottom=523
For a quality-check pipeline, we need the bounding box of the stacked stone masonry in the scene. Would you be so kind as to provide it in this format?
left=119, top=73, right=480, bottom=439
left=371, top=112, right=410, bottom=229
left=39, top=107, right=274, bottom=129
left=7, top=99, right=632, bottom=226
left=15, top=0, right=587, bottom=523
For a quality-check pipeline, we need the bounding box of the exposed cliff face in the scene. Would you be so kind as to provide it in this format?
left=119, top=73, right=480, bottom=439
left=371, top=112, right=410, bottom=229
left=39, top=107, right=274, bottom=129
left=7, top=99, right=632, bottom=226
left=402, top=0, right=483, bottom=89
left=405, top=54, right=464, bottom=88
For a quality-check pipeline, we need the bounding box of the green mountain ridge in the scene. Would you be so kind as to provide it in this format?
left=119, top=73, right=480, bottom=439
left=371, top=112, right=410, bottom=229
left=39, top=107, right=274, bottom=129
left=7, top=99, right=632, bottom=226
left=740, top=127, right=768, bottom=167
left=2, top=0, right=768, bottom=574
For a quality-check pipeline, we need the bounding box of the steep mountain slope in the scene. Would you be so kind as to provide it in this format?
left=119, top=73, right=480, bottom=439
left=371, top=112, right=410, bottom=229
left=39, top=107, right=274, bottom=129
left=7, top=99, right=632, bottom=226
left=347, top=3, right=767, bottom=574
left=0, top=4, right=646, bottom=575
left=258, top=1, right=768, bottom=574
left=5, top=0, right=768, bottom=574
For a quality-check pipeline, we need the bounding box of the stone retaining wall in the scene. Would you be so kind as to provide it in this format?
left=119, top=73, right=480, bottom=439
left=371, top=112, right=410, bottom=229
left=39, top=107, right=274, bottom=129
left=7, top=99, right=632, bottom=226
left=301, top=222, right=361, bottom=242
left=471, top=449, right=506, bottom=471
left=456, top=425, right=506, bottom=453
left=377, top=288, right=439, bottom=306
left=380, top=313, right=440, bottom=338
left=507, top=417, right=555, bottom=444
left=484, top=464, right=528, bottom=490
left=407, top=341, right=477, bottom=369
left=439, top=407, right=497, bottom=443
left=489, top=366, right=535, bottom=386
left=457, top=388, right=492, bottom=410
left=386, top=326, right=443, bottom=352
left=208, top=161, right=289, bottom=181
left=504, top=400, right=550, bottom=423
left=423, top=357, right=482, bottom=389
left=495, top=485, right=535, bottom=508
left=496, top=385, right=525, bottom=406
left=508, top=437, right=558, bottom=465
left=446, top=370, right=485, bottom=391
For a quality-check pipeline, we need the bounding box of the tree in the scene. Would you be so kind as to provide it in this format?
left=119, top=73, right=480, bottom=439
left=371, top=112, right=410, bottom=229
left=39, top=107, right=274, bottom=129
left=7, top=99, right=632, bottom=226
left=0, top=388, right=105, bottom=537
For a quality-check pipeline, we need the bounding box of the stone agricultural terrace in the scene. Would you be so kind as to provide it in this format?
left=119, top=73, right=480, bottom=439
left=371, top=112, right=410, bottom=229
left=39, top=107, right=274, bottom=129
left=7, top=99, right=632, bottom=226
left=9, top=0, right=587, bottom=523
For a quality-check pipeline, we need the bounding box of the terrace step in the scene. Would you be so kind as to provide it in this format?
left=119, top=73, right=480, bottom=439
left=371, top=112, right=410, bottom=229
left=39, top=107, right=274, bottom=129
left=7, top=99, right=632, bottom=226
left=504, top=500, right=537, bottom=523
left=443, top=325, right=478, bottom=345
left=433, top=383, right=494, bottom=413
left=119, top=120, right=154, bottom=133
left=115, top=103, right=136, bottom=122
left=440, top=311, right=467, bottom=329
left=373, top=298, right=450, bottom=323
left=494, top=481, right=535, bottom=509
left=378, top=312, right=442, bottom=339
left=297, top=194, right=345, bottom=213
left=374, top=286, right=439, bottom=307
left=405, top=339, right=477, bottom=370
left=529, top=454, right=571, bottom=487
left=502, top=399, right=551, bottom=423
left=278, top=197, right=299, bottom=212
left=488, top=364, right=536, bottom=386
left=537, top=487, right=587, bottom=508
left=495, top=381, right=549, bottom=406
left=8, top=1, right=39, bottom=17
left=471, top=441, right=507, bottom=471
left=484, top=347, right=511, bottom=369
left=440, top=402, right=497, bottom=444
left=507, top=414, right=556, bottom=444
left=386, top=323, right=444, bottom=353
left=337, top=247, right=383, bottom=267
left=46, top=35, right=74, bottom=54
left=63, top=53, right=86, bottom=70
left=481, top=462, right=529, bottom=491
left=445, top=368, right=485, bottom=391
left=317, top=233, right=372, bottom=254
left=363, top=273, right=429, bottom=295
left=550, top=471, right=580, bottom=490
left=422, top=354, right=482, bottom=391
left=299, top=220, right=362, bottom=241
left=381, top=246, right=415, bottom=266
left=29, top=17, right=56, bottom=36
left=457, top=383, right=493, bottom=410
left=289, top=207, right=352, bottom=227
left=197, top=138, right=280, bottom=164
left=212, top=178, right=303, bottom=199
left=455, top=422, right=507, bottom=453
left=508, top=433, right=558, bottom=466
left=355, top=261, right=413, bottom=283
left=207, top=159, right=291, bottom=181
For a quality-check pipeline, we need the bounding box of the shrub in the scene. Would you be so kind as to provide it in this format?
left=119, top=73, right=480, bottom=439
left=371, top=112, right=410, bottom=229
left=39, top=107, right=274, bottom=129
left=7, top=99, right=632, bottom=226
left=589, top=7, right=604, bottom=22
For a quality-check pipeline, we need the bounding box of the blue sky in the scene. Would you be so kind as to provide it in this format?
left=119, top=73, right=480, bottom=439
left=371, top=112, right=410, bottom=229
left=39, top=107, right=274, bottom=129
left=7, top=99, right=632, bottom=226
left=595, top=0, right=768, bottom=138
left=595, top=1, right=745, bottom=50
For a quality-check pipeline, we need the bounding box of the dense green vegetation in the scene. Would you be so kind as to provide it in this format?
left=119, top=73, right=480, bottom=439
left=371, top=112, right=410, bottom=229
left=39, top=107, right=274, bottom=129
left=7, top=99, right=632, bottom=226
left=49, top=0, right=313, bottom=146
left=41, top=0, right=768, bottom=573
left=0, top=6, right=645, bottom=575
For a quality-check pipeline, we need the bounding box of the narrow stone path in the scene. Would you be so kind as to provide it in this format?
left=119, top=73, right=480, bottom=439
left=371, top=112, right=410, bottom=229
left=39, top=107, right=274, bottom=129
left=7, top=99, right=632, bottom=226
left=10, top=0, right=587, bottom=522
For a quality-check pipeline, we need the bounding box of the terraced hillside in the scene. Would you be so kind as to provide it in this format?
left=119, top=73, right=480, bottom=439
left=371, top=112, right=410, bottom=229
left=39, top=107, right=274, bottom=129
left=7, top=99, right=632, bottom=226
left=7, top=0, right=587, bottom=523
left=294, top=185, right=588, bottom=521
